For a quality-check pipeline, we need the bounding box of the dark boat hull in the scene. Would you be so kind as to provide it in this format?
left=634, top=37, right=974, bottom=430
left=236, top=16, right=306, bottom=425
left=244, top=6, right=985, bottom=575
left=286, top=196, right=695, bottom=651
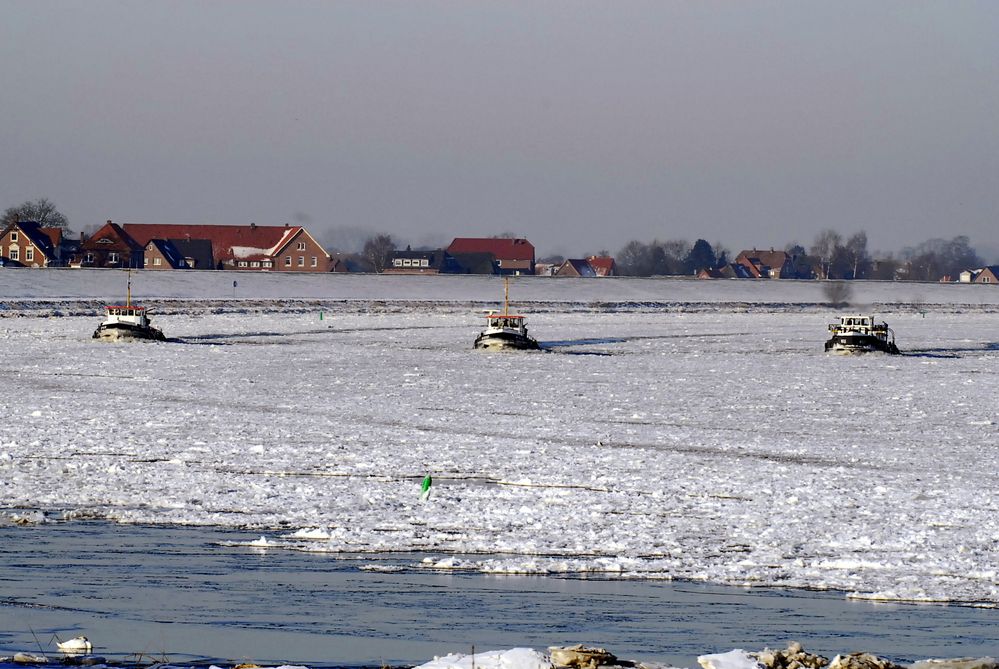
left=93, top=323, right=165, bottom=342
left=473, top=331, right=540, bottom=351
left=824, top=333, right=899, bottom=354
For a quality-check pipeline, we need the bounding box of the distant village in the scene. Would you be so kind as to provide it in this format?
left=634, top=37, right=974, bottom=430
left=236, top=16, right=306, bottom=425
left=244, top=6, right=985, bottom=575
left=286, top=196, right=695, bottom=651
left=2, top=216, right=997, bottom=285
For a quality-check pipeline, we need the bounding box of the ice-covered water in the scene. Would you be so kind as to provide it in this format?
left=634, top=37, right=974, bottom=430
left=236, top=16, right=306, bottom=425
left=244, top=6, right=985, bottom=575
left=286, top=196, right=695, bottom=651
left=2, top=270, right=998, bottom=606
left=3, top=522, right=998, bottom=667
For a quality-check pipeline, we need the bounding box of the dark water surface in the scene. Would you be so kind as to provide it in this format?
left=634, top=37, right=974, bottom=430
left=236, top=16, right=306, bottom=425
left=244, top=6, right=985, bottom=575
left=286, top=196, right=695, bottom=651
left=1, top=522, right=996, bottom=667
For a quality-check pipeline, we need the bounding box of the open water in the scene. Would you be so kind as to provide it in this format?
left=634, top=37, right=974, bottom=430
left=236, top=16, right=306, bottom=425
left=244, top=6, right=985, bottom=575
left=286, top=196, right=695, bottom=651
left=1, top=522, right=996, bottom=668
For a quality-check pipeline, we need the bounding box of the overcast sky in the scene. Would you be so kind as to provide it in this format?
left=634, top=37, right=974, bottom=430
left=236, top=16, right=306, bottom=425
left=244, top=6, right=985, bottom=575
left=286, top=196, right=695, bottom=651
left=2, top=1, right=998, bottom=259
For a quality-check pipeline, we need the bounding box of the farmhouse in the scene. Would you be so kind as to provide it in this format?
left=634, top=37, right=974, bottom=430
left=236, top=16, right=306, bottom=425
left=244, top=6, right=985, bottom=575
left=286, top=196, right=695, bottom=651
left=0, top=221, right=62, bottom=267
left=123, top=223, right=334, bottom=271
left=554, top=258, right=597, bottom=277
left=734, top=248, right=812, bottom=279
left=75, top=221, right=144, bottom=268
left=446, top=237, right=535, bottom=275
left=973, top=266, right=999, bottom=284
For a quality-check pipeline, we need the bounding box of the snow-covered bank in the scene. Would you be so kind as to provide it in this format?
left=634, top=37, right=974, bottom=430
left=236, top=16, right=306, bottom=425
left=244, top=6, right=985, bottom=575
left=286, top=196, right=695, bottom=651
left=4, top=267, right=999, bottom=307
left=1, top=273, right=998, bottom=605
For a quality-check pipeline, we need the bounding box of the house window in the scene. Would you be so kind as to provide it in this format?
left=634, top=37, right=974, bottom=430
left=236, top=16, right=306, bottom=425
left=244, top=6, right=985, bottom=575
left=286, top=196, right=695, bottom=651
left=393, top=258, right=403, bottom=267
left=154, top=257, right=162, bottom=266
left=144, top=257, right=149, bottom=266
left=9, top=248, right=18, bottom=261
left=25, top=247, right=34, bottom=262
left=238, top=261, right=248, bottom=267
left=420, top=259, right=429, bottom=267
left=85, top=253, right=94, bottom=263
left=310, top=256, right=317, bottom=267
left=298, top=256, right=304, bottom=266
left=10, top=232, right=17, bottom=242
left=263, top=260, right=272, bottom=268
left=109, top=252, right=120, bottom=264
left=285, top=256, right=291, bottom=266
left=402, top=259, right=412, bottom=267
left=251, top=261, right=260, bottom=267
left=297, top=242, right=306, bottom=251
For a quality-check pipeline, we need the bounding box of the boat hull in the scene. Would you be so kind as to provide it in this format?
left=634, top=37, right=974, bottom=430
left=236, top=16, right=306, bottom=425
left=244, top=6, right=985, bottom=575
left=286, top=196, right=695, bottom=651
left=93, top=323, right=165, bottom=342
left=473, top=331, right=540, bottom=351
left=824, top=334, right=899, bottom=354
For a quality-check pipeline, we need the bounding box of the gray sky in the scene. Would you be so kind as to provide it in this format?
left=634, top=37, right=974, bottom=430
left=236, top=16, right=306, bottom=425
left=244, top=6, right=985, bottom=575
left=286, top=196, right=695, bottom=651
left=2, top=1, right=998, bottom=259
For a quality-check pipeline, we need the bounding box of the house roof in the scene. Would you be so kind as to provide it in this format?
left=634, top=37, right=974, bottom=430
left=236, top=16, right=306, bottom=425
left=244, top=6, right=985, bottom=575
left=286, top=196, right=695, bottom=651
left=718, top=263, right=753, bottom=279
left=145, top=239, right=189, bottom=268
left=168, top=238, right=215, bottom=269
left=974, top=265, right=999, bottom=282
left=123, top=224, right=304, bottom=261
left=5, top=222, right=60, bottom=260
left=735, top=249, right=792, bottom=276
left=450, top=252, right=498, bottom=274
left=82, top=221, right=143, bottom=252
left=389, top=248, right=448, bottom=269
left=557, top=259, right=597, bottom=277
left=587, top=256, right=616, bottom=276
left=447, top=237, right=535, bottom=262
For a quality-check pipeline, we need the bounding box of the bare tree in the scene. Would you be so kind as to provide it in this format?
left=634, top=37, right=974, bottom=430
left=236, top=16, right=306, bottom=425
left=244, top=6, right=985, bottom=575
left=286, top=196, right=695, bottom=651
left=362, top=234, right=396, bottom=272
left=844, top=231, right=870, bottom=279
left=3, top=197, right=71, bottom=231
left=810, top=229, right=842, bottom=279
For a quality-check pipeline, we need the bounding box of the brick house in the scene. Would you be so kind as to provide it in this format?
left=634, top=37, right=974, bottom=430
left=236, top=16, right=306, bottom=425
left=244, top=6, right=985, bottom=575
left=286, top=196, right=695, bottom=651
left=75, top=221, right=144, bottom=268
left=385, top=248, right=460, bottom=274
left=973, top=266, right=999, bottom=284
left=143, top=239, right=190, bottom=270
left=734, top=248, right=809, bottom=279
left=168, top=238, right=215, bottom=270
left=122, top=223, right=334, bottom=271
left=553, top=258, right=597, bottom=277
left=446, top=237, right=535, bottom=275
left=0, top=221, right=62, bottom=267
left=586, top=256, right=616, bottom=277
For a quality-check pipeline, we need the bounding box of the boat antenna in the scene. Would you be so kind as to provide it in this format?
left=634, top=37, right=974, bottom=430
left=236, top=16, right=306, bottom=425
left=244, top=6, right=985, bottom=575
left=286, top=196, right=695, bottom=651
left=503, top=276, right=510, bottom=316
left=126, top=268, right=132, bottom=307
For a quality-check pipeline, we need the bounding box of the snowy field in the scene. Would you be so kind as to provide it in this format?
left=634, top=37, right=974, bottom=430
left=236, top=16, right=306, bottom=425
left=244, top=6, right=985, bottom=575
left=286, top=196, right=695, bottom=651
left=2, top=269, right=998, bottom=606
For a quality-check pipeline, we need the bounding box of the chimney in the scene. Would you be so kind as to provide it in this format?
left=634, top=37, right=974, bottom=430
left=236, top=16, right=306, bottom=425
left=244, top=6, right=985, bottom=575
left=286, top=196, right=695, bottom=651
left=107, top=220, right=112, bottom=225
left=250, top=222, right=256, bottom=230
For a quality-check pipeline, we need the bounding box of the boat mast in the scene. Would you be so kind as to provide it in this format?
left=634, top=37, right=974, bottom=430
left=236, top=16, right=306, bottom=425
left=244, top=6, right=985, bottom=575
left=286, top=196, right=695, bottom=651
left=126, top=269, right=132, bottom=307
left=503, top=277, right=510, bottom=316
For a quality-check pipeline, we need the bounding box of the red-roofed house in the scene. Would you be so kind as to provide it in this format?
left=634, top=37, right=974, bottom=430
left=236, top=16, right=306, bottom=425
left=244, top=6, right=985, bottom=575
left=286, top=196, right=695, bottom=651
left=75, top=221, right=144, bottom=268
left=446, top=237, right=535, bottom=275
left=0, top=221, right=62, bottom=267
left=554, top=258, right=597, bottom=277
left=122, top=223, right=334, bottom=271
left=586, top=255, right=616, bottom=277
left=734, top=248, right=807, bottom=279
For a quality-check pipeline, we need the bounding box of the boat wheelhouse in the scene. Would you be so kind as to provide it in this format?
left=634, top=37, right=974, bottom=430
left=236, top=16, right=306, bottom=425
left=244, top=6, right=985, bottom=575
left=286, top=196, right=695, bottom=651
left=824, top=315, right=899, bottom=354
left=473, top=279, right=540, bottom=351
left=93, top=272, right=165, bottom=341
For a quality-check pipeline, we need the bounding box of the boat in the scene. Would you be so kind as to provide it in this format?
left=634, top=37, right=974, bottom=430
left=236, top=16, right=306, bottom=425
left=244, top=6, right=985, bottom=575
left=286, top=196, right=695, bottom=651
left=473, top=278, right=540, bottom=351
left=93, top=271, right=165, bottom=342
left=824, top=315, right=899, bottom=354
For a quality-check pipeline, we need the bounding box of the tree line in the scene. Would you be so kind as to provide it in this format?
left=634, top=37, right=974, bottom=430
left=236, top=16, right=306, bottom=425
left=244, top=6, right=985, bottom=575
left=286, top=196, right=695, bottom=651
left=3, top=197, right=988, bottom=280
left=613, top=229, right=986, bottom=281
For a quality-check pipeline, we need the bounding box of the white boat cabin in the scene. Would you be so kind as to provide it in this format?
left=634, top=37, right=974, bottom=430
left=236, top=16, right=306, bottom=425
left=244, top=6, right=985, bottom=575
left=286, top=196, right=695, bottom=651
left=484, top=312, right=528, bottom=333
left=103, top=304, right=151, bottom=327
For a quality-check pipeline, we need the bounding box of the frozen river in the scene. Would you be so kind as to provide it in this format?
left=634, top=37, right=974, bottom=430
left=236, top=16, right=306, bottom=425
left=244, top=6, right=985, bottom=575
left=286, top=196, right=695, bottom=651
left=1, top=270, right=998, bottom=658
left=2, top=521, right=997, bottom=667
